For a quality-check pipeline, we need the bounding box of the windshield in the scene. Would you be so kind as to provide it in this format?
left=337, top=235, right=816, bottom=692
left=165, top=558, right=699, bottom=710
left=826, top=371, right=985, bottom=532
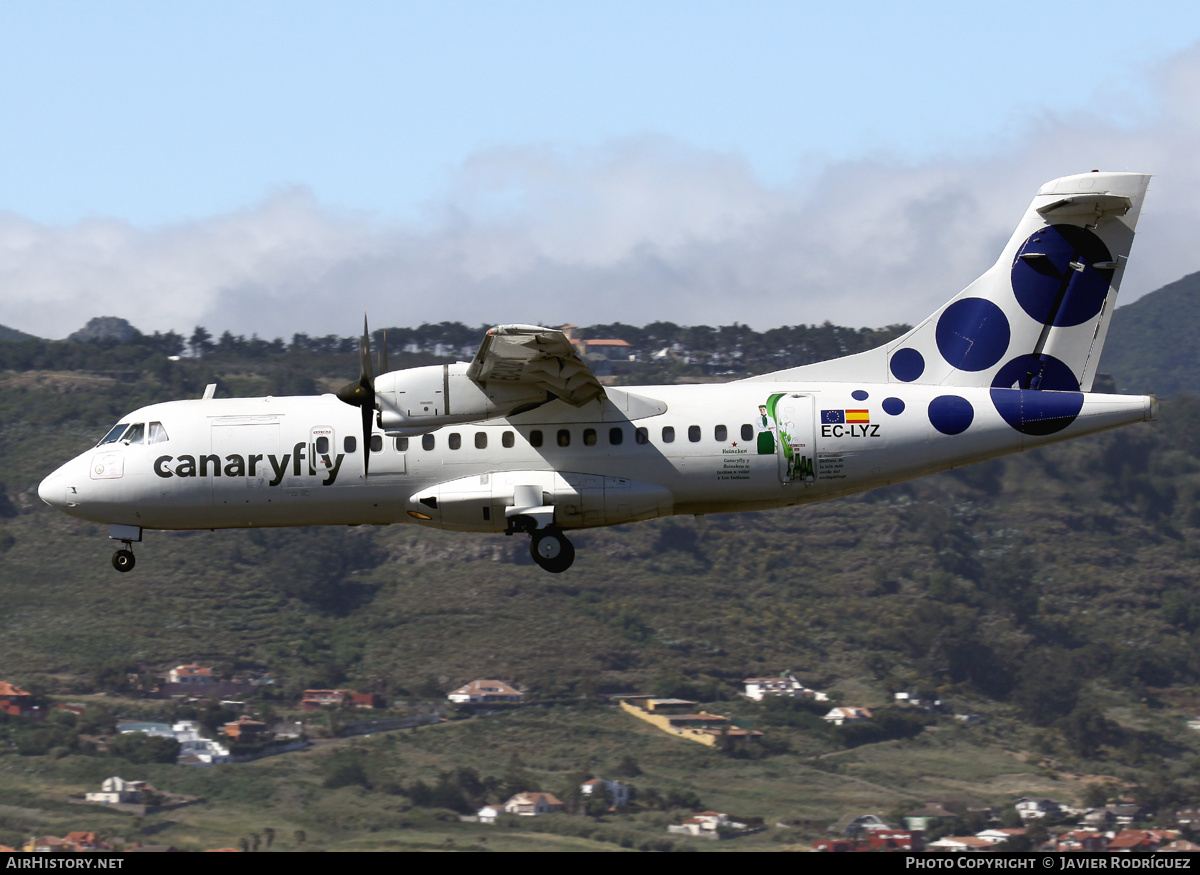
left=97, top=423, right=129, bottom=446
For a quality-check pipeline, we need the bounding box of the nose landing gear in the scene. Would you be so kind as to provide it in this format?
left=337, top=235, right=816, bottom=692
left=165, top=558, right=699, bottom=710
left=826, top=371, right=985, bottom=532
left=107, top=524, right=142, bottom=573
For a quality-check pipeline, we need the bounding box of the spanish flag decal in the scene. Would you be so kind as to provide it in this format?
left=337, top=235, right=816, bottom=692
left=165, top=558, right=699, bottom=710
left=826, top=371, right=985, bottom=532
left=845, top=409, right=870, bottom=424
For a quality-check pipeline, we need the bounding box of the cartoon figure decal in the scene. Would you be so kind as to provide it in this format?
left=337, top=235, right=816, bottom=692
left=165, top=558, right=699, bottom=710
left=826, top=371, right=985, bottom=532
left=760, top=393, right=815, bottom=484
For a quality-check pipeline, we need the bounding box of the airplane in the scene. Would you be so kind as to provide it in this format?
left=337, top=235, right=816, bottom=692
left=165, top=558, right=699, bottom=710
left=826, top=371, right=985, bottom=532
left=38, top=170, right=1157, bottom=574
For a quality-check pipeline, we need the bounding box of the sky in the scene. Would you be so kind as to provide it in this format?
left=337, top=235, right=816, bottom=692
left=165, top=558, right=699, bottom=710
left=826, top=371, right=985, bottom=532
left=3, top=1, right=1200, bottom=339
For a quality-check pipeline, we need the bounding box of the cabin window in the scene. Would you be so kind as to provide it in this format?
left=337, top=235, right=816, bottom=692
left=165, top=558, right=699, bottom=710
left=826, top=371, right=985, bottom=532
left=557, top=429, right=571, bottom=447
left=396, top=437, right=409, bottom=451
left=448, top=433, right=462, bottom=450
left=741, top=424, right=754, bottom=442
left=530, top=430, right=544, bottom=447
left=609, top=427, right=624, bottom=445
left=688, top=425, right=701, bottom=442
left=98, top=423, right=129, bottom=446
left=662, top=426, right=675, bottom=443
left=147, top=422, right=169, bottom=444
left=123, top=423, right=145, bottom=445
left=715, top=424, right=727, bottom=442
left=344, top=436, right=357, bottom=453
left=316, top=436, right=330, bottom=455
left=475, top=432, right=488, bottom=449
left=635, top=427, right=649, bottom=445
left=422, top=434, right=435, bottom=451
left=502, top=431, right=515, bottom=448
left=583, top=428, right=597, bottom=446
left=370, top=434, right=383, bottom=452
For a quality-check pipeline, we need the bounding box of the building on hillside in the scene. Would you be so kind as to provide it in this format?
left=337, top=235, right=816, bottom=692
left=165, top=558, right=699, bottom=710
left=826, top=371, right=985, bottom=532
left=925, top=836, right=993, bottom=852
left=503, top=792, right=563, bottom=816
left=1050, top=830, right=1108, bottom=852
left=903, top=802, right=960, bottom=831
left=621, top=697, right=696, bottom=714
left=813, top=830, right=921, bottom=852
left=975, top=828, right=1025, bottom=845
left=827, top=813, right=892, bottom=836
left=1014, top=797, right=1063, bottom=820
left=222, top=717, right=270, bottom=743
left=0, top=682, right=42, bottom=719
left=743, top=675, right=828, bottom=702
left=301, top=689, right=348, bottom=710
left=85, top=776, right=149, bottom=804
left=477, top=805, right=501, bottom=824
left=823, top=706, right=872, bottom=726
left=667, top=811, right=748, bottom=839
left=165, top=664, right=215, bottom=685
left=447, top=680, right=524, bottom=705
left=581, top=778, right=630, bottom=807
left=1108, top=829, right=1177, bottom=852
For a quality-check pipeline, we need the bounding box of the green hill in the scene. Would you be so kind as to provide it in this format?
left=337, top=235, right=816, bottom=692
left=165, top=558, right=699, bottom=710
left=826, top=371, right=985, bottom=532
left=3, top=304, right=1200, bottom=849
left=0, top=323, right=38, bottom=342
left=1101, top=271, right=1200, bottom=396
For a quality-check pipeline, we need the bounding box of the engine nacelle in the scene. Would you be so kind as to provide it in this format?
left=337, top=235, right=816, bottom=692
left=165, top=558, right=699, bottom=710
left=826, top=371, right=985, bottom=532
left=374, top=363, right=549, bottom=436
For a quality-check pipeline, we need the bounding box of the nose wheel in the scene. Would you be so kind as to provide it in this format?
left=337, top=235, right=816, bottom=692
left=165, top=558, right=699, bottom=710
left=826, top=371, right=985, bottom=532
left=112, top=543, right=136, bottom=573
left=530, top=529, right=575, bottom=573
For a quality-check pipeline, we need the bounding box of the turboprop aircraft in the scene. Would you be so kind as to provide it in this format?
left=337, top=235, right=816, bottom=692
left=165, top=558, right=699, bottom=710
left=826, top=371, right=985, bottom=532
left=39, top=170, right=1157, bottom=574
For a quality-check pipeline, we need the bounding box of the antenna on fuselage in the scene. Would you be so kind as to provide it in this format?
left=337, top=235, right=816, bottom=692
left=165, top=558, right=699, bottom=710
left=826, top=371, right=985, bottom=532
left=202, top=383, right=217, bottom=400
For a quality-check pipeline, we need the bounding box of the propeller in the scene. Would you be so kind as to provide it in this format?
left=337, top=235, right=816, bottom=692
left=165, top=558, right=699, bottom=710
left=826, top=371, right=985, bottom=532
left=336, top=314, right=380, bottom=479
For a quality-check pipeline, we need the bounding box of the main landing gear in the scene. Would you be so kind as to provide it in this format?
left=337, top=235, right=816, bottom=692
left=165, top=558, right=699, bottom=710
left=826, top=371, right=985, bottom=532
left=112, top=543, right=136, bottom=573
left=529, top=528, right=575, bottom=573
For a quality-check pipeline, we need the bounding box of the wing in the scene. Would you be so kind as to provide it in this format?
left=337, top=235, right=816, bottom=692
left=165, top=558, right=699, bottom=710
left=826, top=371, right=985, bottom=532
left=467, top=324, right=606, bottom=407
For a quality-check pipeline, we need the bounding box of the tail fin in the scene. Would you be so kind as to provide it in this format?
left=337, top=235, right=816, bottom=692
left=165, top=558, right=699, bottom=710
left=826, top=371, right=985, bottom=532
left=748, top=171, right=1151, bottom=391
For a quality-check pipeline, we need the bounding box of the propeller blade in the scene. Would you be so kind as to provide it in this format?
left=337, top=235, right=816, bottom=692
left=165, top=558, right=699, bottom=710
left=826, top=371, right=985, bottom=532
left=336, top=313, right=378, bottom=481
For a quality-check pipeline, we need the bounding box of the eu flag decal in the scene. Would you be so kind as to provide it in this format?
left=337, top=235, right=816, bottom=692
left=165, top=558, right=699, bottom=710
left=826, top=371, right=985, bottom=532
left=821, top=410, right=845, bottom=424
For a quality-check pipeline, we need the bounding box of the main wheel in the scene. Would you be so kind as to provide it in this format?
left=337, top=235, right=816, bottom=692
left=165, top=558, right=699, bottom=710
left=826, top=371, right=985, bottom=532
left=112, top=549, right=136, bottom=573
left=530, top=530, right=575, bottom=573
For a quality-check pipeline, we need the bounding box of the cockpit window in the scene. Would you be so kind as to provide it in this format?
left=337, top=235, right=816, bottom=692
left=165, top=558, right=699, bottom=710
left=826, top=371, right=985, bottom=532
left=97, top=423, right=130, bottom=446
left=123, top=423, right=145, bottom=445
left=147, top=422, right=169, bottom=444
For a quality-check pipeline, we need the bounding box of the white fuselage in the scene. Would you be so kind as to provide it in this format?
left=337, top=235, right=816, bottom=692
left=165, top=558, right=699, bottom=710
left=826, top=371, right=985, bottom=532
left=38, top=380, right=1155, bottom=534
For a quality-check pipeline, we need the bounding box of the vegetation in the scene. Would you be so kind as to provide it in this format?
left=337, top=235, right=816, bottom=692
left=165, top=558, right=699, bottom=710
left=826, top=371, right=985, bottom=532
left=3, top=285, right=1200, bottom=849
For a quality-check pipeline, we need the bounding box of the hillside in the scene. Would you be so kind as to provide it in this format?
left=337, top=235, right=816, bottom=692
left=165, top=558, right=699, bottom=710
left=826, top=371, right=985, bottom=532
left=1101, top=271, right=1200, bottom=396
left=0, top=323, right=38, bottom=342
left=3, top=286, right=1200, bottom=849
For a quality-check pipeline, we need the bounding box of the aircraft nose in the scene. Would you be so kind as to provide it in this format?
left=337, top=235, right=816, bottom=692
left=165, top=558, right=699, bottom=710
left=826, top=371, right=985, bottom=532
left=38, top=472, right=64, bottom=508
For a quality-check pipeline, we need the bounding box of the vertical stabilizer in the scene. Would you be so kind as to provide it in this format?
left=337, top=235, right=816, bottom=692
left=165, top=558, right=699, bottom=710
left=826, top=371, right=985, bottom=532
left=748, top=171, right=1151, bottom=391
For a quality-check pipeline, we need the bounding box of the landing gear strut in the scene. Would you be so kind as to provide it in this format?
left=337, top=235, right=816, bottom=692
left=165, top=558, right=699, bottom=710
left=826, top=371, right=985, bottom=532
left=529, top=528, right=575, bottom=573
left=112, top=543, right=136, bottom=573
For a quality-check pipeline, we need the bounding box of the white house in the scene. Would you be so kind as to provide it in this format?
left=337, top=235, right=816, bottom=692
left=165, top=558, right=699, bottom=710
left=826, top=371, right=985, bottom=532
left=477, top=805, right=501, bottom=824
left=1015, top=797, right=1063, bottom=820
left=581, top=778, right=630, bottom=808
left=743, top=675, right=829, bottom=702
left=668, top=811, right=747, bottom=838
left=85, top=776, right=148, bottom=804
left=503, top=792, right=563, bottom=816
left=823, top=707, right=873, bottom=726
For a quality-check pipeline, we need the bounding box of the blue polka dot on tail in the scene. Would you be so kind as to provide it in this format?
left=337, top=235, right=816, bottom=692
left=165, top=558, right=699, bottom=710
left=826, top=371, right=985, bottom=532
left=882, top=397, right=905, bottom=416
left=990, top=388, right=1083, bottom=436
left=934, top=297, right=1010, bottom=372
left=890, top=348, right=924, bottom=382
left=928, top=395, right=974, bottom=435
left=1011, top=224, right=1115, bottom=327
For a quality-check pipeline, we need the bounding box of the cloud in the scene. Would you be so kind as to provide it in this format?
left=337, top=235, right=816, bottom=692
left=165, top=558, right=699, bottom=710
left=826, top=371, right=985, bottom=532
left=4, top=46, right=1200, bottom=340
